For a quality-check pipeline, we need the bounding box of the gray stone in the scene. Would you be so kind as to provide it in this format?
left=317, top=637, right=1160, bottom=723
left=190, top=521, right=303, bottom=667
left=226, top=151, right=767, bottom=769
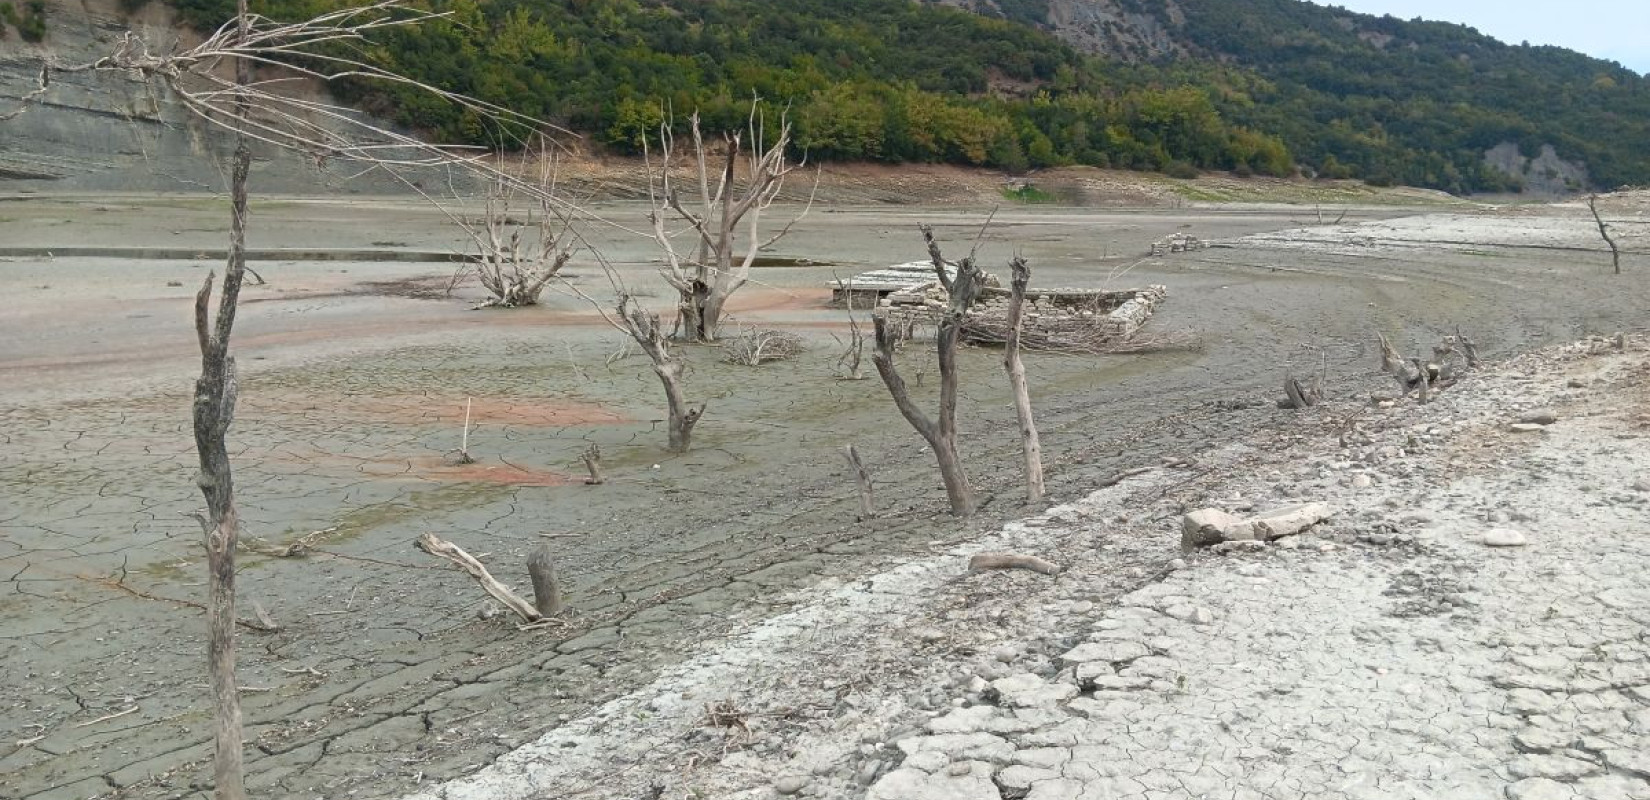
left=1165, top=605, right=1214, bottom=625
left=1509, top=423, right=1548, bottom=434
left=1483, top=528, right=1530, bottom=547
left=1519, top=409, right=1559, bottom=425
left=1181, top=508, right=1241, bottom=549
left=774, top=775, right=810, bottom=795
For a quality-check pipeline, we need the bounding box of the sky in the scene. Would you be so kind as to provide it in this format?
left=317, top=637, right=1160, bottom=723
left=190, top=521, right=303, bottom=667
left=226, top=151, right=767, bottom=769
left=1312, top=1, right=1650, bottom=74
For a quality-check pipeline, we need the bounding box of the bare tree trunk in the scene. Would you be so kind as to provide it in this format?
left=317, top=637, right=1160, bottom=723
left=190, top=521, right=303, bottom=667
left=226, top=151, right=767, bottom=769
left=866, top=227, right=987, bottom=516
left=1588, top=194, right=1622, bottom=275
left=621, top=297, right=705, bottom=453
left=1002, top=257, right=1044, bottom=504
left=196, top=8, right=252, bottom=794
left=842, top=444, right=876, bottom=519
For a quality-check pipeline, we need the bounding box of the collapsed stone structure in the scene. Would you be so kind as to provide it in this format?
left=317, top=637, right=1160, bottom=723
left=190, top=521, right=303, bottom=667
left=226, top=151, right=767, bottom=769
left=842, top=261, right=1168, bottom=352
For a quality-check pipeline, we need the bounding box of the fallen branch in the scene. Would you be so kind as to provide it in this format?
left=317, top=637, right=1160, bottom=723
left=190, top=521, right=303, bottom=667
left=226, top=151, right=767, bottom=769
left=416, top=533, right=541, bottom=622
left=967, top=553, right=1061, bottom=575
left=74, top=705, right=140, bottom=728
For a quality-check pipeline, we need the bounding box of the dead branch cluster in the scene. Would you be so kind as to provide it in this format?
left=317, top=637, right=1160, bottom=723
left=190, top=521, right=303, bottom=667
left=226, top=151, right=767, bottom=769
left=723, top=327, right=805, bottom=366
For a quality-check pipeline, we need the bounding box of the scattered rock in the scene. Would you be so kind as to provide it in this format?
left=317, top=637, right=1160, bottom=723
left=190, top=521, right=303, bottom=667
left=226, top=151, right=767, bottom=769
left=774, top=775, right=810, bottom=795
left=1518, top=409, right=1559, bottom=425
left=1180, top=508, right=1241, bottom=550
left=1481, top=528, right=1529, bottom=548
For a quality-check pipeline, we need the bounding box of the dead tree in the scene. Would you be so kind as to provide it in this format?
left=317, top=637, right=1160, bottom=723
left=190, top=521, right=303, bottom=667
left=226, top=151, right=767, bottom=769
left=5, top=7, right=580, bottom=797
left=871, top=227, right=986, bottom=516
left=1588, top=194, right=1622, bottom=275
left=619, top=296, right=705, bottom=453
left=646, top=107, right=816, bottom=342
left=468, top=170, right=574, bottom=307
left=1002, top=257, right=1045, bottom=504
left=834, top=276, right=867, bottom=380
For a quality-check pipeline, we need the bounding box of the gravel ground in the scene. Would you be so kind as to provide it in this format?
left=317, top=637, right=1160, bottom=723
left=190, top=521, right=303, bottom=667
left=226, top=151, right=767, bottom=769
left=408, top=335, right=1650, bottom=800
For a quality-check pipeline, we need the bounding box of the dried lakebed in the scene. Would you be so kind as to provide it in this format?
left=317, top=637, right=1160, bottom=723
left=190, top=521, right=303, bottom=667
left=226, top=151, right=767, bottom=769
left=0, top=196, right=1644, bottom=799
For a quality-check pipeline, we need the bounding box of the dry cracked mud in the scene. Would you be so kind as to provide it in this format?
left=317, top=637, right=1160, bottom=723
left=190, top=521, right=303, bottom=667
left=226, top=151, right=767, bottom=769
left=1, top=192, right=1645, bottom=800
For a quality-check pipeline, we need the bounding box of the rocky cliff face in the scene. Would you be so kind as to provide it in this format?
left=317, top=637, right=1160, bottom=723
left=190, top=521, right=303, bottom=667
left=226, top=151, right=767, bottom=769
left=1483, top=142, right=1590, bottom=195
left=0, top=0, right=416, bottom=193
left=934, top=0, right=1186, bottom=60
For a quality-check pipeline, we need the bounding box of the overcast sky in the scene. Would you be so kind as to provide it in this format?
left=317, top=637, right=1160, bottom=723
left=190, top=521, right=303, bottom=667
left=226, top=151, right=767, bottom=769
left=1313, top=1, right=1650, bottom=74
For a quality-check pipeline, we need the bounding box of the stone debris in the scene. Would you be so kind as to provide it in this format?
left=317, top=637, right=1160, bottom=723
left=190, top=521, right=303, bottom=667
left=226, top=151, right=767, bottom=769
left=1148, top=232, right=1205, bottom=256
left=1180, top=502, right=1334, bottom=549
left=875, top=279, right=1170, bottom=353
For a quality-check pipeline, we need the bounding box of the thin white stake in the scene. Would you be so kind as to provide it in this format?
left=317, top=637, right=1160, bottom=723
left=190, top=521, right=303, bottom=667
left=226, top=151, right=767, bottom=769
left=461, top=397, right=472, bottom=458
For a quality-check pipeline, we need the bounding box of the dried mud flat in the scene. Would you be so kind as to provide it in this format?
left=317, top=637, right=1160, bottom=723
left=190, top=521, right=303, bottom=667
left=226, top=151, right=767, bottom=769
left=0, top=191, right=1645, bottom=800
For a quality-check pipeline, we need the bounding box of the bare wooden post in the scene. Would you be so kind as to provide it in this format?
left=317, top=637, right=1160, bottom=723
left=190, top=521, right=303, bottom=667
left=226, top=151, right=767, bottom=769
left=527, top=544, right=564, bottom=617
left=457, top=397, right=476, bottom=464
left=619, top=296, right=704, bottom=453
left=1588, top=194, right=1622, bottom=275
left=869, top=226, right=984, bottom=517
left=580, top=444, right=606, bottom=485
left=842, top=445, right=876, bottom=519
left=1003, top=257, right=1044, bottom=504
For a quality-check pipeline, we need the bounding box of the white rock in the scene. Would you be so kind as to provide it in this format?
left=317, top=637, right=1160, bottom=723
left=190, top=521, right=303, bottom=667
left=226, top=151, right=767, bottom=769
left=1244, top=502, right=1335, bottom=540
left=867, top=761, right=1000, bottom=800
left=1062, top=640, right=1150, bottom=664
left=990, top=673, right=1078, bottom=708
left=1180, top=508, right=1240, bottom=549
left=1482, top=528, right=1529, bottom=548
left=1352, top=473, right=1374, bottom=489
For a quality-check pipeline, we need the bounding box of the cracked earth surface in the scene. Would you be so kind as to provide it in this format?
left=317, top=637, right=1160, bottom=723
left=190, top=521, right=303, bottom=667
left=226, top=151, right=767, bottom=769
left=414, top=338, right=1650, bottom=800
left=1, top=195, right=1646, bottom=800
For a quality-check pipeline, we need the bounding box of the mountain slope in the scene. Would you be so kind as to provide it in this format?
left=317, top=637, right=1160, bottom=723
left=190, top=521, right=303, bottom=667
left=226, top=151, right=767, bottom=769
left=957, top=0, right=1650, bottom=191
left=12, top=0, right=1650, bottom=194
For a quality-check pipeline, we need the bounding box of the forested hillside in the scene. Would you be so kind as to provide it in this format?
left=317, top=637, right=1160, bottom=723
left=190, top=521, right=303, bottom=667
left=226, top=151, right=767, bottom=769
left=126, top=0, right=1650, bottom=193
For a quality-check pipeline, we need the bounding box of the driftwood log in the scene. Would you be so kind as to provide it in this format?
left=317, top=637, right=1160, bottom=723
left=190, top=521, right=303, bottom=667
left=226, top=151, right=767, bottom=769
left=968, top=553, right=1061, bottom=575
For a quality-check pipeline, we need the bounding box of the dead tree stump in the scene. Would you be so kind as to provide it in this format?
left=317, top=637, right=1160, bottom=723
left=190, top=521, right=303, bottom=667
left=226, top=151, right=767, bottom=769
left=842, top=444, right=876, bottom=519
left=527, top=544, right=564, bottom=618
